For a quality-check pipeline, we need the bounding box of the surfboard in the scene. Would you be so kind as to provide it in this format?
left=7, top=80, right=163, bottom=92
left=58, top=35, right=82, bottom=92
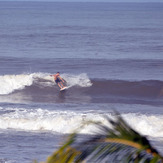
left=60, top=87, right=67, bottom=91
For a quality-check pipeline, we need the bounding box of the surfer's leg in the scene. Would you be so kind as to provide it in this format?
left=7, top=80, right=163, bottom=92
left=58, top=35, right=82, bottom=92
left=60, top=82, right=65, bottom=88
left=57, top=83, right=62, bottom=89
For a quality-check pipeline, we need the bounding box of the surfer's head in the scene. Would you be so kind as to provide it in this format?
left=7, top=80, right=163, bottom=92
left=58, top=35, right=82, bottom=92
left=57, top=72, right=60, bottom=74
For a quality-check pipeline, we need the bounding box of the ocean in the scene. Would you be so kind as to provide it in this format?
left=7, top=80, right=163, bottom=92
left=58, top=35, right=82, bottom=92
left=0, top=1, right=163, bottom=162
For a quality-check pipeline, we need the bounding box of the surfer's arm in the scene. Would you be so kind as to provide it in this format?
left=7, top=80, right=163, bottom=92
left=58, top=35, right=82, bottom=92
left=50, top=74, right=56, bottom=77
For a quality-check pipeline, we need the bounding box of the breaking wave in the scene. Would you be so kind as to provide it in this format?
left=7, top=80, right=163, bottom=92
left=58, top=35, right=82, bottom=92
left=0, top=73, right=92, bottom=95
left=1, top=73, right=163, bottom=105
left=0, top=107, right=162, bottom=138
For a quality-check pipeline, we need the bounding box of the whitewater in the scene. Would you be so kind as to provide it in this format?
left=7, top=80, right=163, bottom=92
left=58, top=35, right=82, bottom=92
left=0, top=106, right=163, bottom=139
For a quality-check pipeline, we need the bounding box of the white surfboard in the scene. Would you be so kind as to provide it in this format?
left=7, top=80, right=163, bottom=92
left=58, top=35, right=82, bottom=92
left=60, top=87, right=68, bottom=91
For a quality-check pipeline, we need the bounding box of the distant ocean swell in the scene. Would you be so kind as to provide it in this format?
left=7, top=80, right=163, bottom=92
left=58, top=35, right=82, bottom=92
left=0, top=73, right=163, bottom=104
left=0, top=107, right=162, bottom=138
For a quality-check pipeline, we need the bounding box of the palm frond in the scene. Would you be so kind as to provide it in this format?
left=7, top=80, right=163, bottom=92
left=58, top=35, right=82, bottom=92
left=46, top=133, right=80, bottom=163
left=44, top=113, right=163, bottom=163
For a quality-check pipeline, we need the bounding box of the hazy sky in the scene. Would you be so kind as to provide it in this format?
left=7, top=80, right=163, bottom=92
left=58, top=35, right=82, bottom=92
left=1, top=0, right=163, bottom=2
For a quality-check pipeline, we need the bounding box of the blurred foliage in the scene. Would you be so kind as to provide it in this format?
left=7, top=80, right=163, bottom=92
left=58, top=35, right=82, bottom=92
left=41, top=113, right=163, bottom=163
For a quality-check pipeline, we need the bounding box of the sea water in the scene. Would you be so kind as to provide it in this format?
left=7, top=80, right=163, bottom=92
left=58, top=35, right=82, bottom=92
left=0, top=2, right=163, bottom=162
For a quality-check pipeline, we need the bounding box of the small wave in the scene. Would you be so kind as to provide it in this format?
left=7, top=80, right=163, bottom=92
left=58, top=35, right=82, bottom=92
left=0, top=107, right=162, bottom=138
left=1, top=74, right=163, bottom=105
left=0, top=73, right=92, bottom=95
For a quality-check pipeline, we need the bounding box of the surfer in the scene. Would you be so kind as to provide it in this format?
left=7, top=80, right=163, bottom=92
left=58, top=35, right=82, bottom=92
left=50, top=72, right=66, bottom=89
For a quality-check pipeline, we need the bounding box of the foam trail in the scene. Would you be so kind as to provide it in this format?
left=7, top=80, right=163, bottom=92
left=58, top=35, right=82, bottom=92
left=0, top=107, right=162, bottom=138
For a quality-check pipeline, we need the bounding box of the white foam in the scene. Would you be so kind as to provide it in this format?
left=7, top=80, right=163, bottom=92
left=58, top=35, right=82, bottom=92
left=0, top=74, right=34, bottom=95
left=0, top=73, right=92, bottom=95
left=0, top=107, right=162, bottom=138
left=62, top=73, right=92, bottom=88
left=123, top=113, right=163, bottom=138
